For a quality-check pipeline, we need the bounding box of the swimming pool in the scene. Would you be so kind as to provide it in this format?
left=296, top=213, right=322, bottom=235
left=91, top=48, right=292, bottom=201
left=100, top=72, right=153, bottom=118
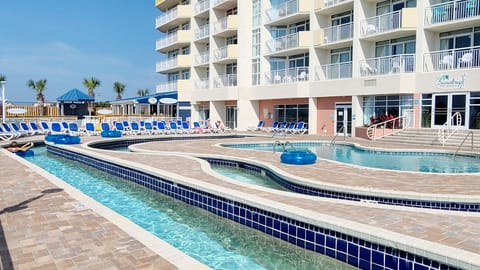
left=222, top=142, right=480, bottom=173
left=212, top=165, right=288, bottom=191
left=26, top=147, right=355, bottom=270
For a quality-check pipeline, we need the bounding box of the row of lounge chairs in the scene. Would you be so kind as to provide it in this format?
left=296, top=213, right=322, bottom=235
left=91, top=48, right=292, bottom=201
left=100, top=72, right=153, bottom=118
left=247, top=121, right=308, bottom=134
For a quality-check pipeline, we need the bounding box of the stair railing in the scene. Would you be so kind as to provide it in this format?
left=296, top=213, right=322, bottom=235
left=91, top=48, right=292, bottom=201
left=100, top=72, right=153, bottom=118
left=452, top=131, right=473, bottom=159
left=366, top=114, right=409, bottom=140
left=437, top=112, right=462, bottom=146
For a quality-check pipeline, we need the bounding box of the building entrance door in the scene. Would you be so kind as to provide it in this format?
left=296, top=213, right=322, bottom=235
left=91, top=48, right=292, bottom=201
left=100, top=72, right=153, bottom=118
left=335, top=103, right=352, bottom=136
left=432, top=93, right=467, bottom=128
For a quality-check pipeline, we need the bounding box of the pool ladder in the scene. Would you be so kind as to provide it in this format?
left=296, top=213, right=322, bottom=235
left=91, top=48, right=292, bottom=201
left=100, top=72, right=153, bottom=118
left=452, top=131, right=474, bottom=159
left=273, top=141, right=296, bottom=153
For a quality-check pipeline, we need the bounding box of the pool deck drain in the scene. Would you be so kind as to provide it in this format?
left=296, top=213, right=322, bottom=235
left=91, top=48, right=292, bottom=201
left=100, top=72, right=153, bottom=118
left=1, top=133, right=480, bottom=269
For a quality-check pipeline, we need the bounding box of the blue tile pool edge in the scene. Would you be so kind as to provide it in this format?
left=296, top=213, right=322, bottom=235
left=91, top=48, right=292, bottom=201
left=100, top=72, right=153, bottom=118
left=203, top=157, right=480, bottom=212
left=46, top=144, right=469, bottom=270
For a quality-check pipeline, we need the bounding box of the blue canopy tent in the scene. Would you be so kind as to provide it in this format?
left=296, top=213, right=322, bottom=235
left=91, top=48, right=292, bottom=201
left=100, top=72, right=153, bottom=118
left=57, top=88, right=94, bottom=119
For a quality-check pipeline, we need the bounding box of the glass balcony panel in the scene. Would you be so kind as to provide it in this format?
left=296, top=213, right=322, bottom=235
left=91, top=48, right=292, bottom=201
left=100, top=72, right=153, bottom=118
left=323, top=22, right=353, bottom=44
left=156, top=32, right=178, bottom=49
left=196, top=78, right=209, bottom=89
left=195, top=24, right=209, bottom=40
left=425, top=0, right=480, bottom=25
left=195, top=0, right=209, bottom=14
left=156, top=58, right=178, bottom=72
left=265, top=66, right=309, bottom=84
left=195, top=51, right=210, bottom=65
left=423, top=46, right=480, bottom=72
left=214, top=74, right=237, bottom=88
left=359, top=54, right=416, bottom=77
left=265, top=0, right=299, bottom=23
left=324, top=0, right=351, bottom=8
left=266, top=32, right=300, bottom=53
left=316, top=62, right=352, bottom=80
left=361, top=10, right=402, bottom=36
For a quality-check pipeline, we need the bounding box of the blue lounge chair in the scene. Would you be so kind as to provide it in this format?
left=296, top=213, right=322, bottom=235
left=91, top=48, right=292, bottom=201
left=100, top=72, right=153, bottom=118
left=247, top=121, right=264, bottom=131
left=29, top=122, right=46, bottom=135
left=85, top=123, right=99, bottom=136
left=68, top=122, right=84, bottom=136
left=20, top=122, right=38, bottom=136
left=50, top=122, right=64, bottom=134
left=130, top=121, right=143, bottom=135
left=157, top=121, right=169, bottom=134
left=266, top=121, right=279, bottom=132
left=10, top=122, right=31, bottom=137
left=115, top=122, right=131, bottom=135
left=40, top=121, right=51, bottom=134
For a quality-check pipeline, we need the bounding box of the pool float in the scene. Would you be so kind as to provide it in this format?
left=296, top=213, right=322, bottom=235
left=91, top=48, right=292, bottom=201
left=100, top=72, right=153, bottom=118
left=15, top=149, right=34, bottom=157
left=101, top=130, right=122, bottom=138
left=45, top=134, right=81, bottom=144
left=280, top=150, right=317, bottom=165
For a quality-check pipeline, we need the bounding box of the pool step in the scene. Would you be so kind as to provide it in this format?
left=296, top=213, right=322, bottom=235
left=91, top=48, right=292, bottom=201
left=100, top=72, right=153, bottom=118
left=376, top=129, right=480, bottom=152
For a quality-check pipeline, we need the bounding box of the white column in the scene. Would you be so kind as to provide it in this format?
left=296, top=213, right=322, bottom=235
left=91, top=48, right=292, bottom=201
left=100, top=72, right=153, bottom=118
left=308, top=97, right=318, bottom=135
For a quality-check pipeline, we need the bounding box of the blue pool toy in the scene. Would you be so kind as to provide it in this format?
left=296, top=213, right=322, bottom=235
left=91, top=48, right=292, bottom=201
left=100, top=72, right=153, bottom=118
left=280, top=150, right=317, bottom=165
left=101, top=130, right=122, bottom=138
left=45, top=134, right=81, bottom=144
left=15, top=149, right=34, bottom=157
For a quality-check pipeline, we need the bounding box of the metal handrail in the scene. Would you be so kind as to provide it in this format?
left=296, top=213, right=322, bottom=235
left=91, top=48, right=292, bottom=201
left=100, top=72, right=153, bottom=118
left=330, top=125, right=345, bottom=145
left=367, top=114, right=409, bottom=140
left=273, top=140, right=296, bottom=153
left=452, top=131, right=474, bottom=159
left=438, top=111, right=462, bottom=146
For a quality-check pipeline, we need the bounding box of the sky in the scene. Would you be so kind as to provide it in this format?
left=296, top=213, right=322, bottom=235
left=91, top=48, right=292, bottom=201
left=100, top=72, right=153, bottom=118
left=0, top=0, right=164, bottom=103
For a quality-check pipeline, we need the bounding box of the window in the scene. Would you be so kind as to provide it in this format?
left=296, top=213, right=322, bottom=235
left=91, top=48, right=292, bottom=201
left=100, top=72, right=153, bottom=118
left=440, top=27, right=479, bottom=50
left=331, top=11, right=353, bottom=26
left=226, top=35, right=238, bottom=45
left=288, top=20, right=309, bottom=34
left=362, top=95, right=413, bottom=125
left=226, top=63, right=237, bottom=75
left=252, top=0, right=261, bottom=28
left=273, top=104, right=309, bottom=123
left=181, top=46, right=190, bottom=55
left=252, top=59, right=260, bottom=86
left=421, top=94, right=432, bottom=128
left=226, top=7, right=237, bottom=16
left=469, top=92, right=480, bottom=129
left=375, top=36, right=416, bottom=57
left=252, top=29, right=260, bottom=57
left=288, top=53, right=309, bottom=68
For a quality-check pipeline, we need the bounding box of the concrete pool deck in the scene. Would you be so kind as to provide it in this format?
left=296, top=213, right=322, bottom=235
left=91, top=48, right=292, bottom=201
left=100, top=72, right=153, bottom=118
left=1, top=133, right=480, bottom=269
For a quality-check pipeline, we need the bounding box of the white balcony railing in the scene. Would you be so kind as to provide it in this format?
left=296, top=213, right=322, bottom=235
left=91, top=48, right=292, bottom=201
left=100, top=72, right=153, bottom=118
left=266, top=32, right=302, bottom=53
left=194, top=0, right=209, bottom=14
left=316, top=62, right=352, bottom=80
left=195, top=24, right=209, bottom=40
left=214, top=46, right=229, bottom=61
left=213, top=16, right=230, bottom=34
left=324, top=0, right=351, bottom=8
left=425, top=0, right=480, bottom=25
left=156, top=32, right=179, bottom=49
left=212, top=0, right=231, bottom=7
left=323, top=22, right=353, bottom=44
left=265, top=66, right=309, bottom=84
left=156, top=81, right=178, bottom=92
left=156, top=6, right=180, bottom=28
left=156, top=57, right=179, bottom=72
left=195, top=51, right=209, bottom=65
left=423, top=46, right=480, bottom=72
left=214, top=74, right=237, bottom=88
left=359, top=54, right=416, bottom=77
left=265, top=0, right=299, bottom=23
left=361, top=10, right=402, bottom=36
left=196, top=78, right=209, bottom=89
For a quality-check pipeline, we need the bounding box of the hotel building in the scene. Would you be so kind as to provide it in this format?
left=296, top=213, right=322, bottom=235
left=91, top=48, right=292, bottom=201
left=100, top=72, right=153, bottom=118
left=155, top=0, right=480, bottom=136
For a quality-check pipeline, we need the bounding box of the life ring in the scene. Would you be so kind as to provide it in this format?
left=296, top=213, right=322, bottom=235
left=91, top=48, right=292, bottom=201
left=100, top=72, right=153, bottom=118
left=16, top=149, right=34, bottom=157
left=280, top=150, right=317, bottom=165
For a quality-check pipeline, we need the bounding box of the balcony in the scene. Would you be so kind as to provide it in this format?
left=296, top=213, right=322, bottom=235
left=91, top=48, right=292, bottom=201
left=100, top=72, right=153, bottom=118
left=315, top=0, right=354, bottom=15
left=213, top=74, right=237, bottom=88
left=156, top=79, right=191, bottom=93
left=194, top=24, right=209, bottom=42
left=155, top=0, right=179, bottom=11
left=194, top=0, right=210, bottom=17
left=265, top=67, right=309, bottom=85
left=360, top=8, right=417, bottom=41
left=156, top=55, right=191, bottom=73
left=155, top=5, right=192, bottom=32
left=265, top=0, right=310, bottom=26
left=315, top=62, right=352, bottom=80
left=194, top=51, right=210, bottom=67
left=213, top=45, right=237, bottom=64
left=212, top=0, right=237, bottom=10
left=423, top=46, right=480, bottom=72
left=196, top=78, right=209, bottom=89
left=425, top=0, right=480, bottom=31
left=265, top=31, right=311, bottom=57
left=359, top=54, right=416, bottom=77
left=317, top=22, right=353, bottom=49
left=213, top=15, right=238, bottom=37
left=155, top=30, right=192, bottom=53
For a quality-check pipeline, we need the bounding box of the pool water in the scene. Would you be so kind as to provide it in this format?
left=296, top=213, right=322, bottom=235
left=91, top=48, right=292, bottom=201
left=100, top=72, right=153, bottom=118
left=212, top=166, right=288, bottom=191
left=26, top=147, right=356, bottom=270
left=224, top=142, right=480, bottom=173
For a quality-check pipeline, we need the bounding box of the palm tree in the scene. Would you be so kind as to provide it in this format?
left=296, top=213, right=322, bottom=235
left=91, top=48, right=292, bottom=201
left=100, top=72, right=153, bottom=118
left=82, top=77, right=101, bottom=115
left=27, top=79, right=47, bottom=115
left=0, top=74, right=5, bottom=81
left=82, top=77, right=101, bottom=98
left=113, top=81, right=126, bottom=101
left=137, top=88, right=150, bottom=97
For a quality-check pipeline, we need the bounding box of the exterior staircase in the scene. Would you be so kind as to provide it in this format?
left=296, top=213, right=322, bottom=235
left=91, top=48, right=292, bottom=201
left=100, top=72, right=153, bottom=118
left=375, top=128, right=480, bottom=152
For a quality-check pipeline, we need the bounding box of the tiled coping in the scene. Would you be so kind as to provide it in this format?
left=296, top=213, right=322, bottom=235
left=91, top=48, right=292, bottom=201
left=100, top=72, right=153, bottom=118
left=46, top=144, right=479, bottom=270
left=204, top=158, right=480, bottom=212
